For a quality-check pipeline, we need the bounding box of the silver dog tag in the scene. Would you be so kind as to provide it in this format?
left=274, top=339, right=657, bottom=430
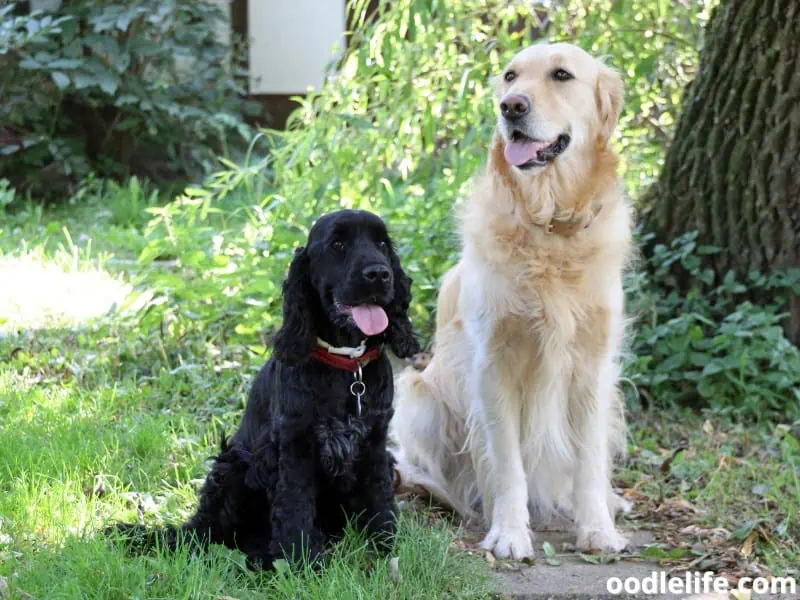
left=350, top=364, right=366, bottom=417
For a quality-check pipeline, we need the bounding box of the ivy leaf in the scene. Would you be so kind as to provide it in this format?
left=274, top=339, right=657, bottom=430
left=51, top=71, right=70, bottom=89
left=72, top=72, right=95, bottom=90
left=18, top=58, right=44, bottom=69
left=96, top=71, right=119, bottom=95
left=48, top=58, right=82, bottom=69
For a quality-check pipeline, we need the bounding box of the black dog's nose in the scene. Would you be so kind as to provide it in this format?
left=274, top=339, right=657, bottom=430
left=363, top=264, right=391, bottom=283
left=500, top=94, right=530, bottom=121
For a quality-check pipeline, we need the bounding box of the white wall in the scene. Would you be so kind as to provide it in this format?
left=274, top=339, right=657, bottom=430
left=248, top=0, right=346, bottom=94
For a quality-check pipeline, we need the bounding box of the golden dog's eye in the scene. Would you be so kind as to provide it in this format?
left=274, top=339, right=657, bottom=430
left=332, top=240, right=345, bottom=251
left=552, top=68, right=574, bottom=82
left=504, top=70, right=517, bottom=82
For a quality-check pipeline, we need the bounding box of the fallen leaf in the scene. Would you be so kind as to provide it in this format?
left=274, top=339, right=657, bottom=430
left=484, top=551, right=496, bottom=566
left=272, top=558, right=290, bottom=574
left=660, top=440, right=689, bottom=474
left=639, top=546, right=689, bottom=560
left=542, top=541, right=556, bottom=558
left=741, top=532, right=755, bottom=556
left=774, top=424, right=791, bottom=437
left=449, top=539, right=475, bottom=552
left=679, top=525, right=731, bottom=542
left=579, top=553, right=600, bottom=564
left=730, top=591, right=752, bottom=600
left=623, top=490, right=651, bottom=503
left=84, top=473, right=107, bottom=498
left=731, top=520, right=760, bottom=541
left=703, top=420, right=715, bottom=435
left=545, top=558, right=561, bottom=566
left=389, top=556, right=400, bottom=582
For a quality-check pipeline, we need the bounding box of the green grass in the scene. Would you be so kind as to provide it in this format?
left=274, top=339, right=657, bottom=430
left=0, top=367, right=486, bottom=600
left=619, top=409, right=800, bottom=577
left=0, top=198, right=491, bottom=599
left=1, top=191, right=798, bottom=598
left=0, top=332, right=488, bottom=599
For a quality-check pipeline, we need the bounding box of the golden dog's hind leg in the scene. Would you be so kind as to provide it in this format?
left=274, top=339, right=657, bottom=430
left=391, top=367, right=476, bottom=518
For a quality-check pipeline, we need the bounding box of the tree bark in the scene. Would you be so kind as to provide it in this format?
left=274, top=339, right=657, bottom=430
left=644, top=0, right=800, bottom=345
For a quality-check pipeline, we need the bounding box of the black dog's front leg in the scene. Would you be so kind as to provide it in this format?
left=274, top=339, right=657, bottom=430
left=268, top=433, right=324, bottom=563
left=350, top=419, right=397, bottom=552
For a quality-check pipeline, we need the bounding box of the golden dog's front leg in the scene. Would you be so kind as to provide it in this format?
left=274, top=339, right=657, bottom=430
left=464, top=310, right=534, bottom=560
left=571, top=356, right=629, bottom=552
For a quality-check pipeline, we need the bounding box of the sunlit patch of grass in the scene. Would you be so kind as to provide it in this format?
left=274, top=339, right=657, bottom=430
left=0, top=247, right=132, bottom=332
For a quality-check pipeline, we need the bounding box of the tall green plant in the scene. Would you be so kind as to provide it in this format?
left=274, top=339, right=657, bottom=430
left=138, top=0, right=714, bottom=343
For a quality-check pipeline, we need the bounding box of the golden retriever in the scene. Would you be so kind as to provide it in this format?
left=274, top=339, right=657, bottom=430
left=391, top=42, right=633, bottom=559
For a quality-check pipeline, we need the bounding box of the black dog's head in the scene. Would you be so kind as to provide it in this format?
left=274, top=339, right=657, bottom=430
left=272, top=210, right=419, bottom=363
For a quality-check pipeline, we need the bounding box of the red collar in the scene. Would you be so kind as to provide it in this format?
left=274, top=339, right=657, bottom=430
left=310, top=343, right=383, bottom=372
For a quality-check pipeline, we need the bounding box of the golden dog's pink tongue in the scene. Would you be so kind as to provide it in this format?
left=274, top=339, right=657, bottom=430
left=351, top=304, right=388, bottom=336
left=504, top=139, right=549, bottom=166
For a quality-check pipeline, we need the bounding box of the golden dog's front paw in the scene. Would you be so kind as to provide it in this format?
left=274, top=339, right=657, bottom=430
left=479, top=524, right=534, bottom=560
left=576, top=527, right=629, bottom=553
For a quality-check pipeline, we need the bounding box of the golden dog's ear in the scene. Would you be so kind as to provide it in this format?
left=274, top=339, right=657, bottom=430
left=595, top=64, right=624, bottom=141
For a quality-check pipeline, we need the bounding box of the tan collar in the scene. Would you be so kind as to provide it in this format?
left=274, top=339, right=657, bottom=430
left=539, top=203, right=602, bottom=237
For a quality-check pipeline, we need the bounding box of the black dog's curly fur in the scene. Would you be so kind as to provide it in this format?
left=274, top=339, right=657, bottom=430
left=111, top=210, right=419, bottom=568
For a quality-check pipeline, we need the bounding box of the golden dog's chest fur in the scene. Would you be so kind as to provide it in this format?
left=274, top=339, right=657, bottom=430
left=391, top=42, right=633, bottom=559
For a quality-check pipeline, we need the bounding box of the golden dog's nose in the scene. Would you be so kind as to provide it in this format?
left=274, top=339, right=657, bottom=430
left=499, top=94, right=530, bottom=121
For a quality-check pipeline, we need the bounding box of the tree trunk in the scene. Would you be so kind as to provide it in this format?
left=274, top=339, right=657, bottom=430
left=644, top=0, right=800, bottom=345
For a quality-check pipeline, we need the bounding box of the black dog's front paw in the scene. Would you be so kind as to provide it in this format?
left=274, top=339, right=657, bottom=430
left=387, top=320, right=421, bottom=359
left=366, top=507, right=396, bottom=554
left=269, top=531, right=325, bottom=566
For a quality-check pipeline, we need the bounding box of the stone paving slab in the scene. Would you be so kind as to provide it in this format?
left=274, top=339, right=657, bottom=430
left=489, top=525, right=787, bottom=600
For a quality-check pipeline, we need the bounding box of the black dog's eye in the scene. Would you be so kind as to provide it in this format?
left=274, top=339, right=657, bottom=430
left=332, top=240, right=345, bottom=252
left=552, top=68, right=574, bottom=82
left=378, top=240, right=388, bottom=252
left=504, top=70, right=517, bottom=82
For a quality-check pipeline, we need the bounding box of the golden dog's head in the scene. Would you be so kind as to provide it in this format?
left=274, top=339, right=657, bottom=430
left=495, top=43, right=623, bottom=173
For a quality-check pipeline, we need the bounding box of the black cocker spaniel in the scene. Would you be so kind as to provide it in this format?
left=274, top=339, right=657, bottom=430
left=111, top=209, right=419, bottom=568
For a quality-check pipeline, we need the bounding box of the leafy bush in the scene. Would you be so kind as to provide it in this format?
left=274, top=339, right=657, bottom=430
left=0, top=1, right=258, bottom=197
left=626, top=232, right=800, bottom=420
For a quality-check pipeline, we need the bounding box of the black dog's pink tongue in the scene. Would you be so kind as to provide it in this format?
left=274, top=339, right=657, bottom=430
left=351, top=304, right=388, bottom=336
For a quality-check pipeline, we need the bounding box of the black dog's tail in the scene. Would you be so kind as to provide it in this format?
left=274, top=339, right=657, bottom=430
left=106, top=435, right=235, bottom=557
left=106, top=521, right=211, bottom=555
left=106, top=522, right=176, bottom=552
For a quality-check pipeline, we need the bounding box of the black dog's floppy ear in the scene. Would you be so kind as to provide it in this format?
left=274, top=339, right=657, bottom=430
left=272, top=247, right=316, bottom=363
left=385, top=243, right=420, bottom=359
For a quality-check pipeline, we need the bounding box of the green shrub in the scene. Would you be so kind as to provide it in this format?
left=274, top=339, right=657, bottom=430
left=0, top=1, right=259, bottom=197
left=626, top=232, right=800, bottom=420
